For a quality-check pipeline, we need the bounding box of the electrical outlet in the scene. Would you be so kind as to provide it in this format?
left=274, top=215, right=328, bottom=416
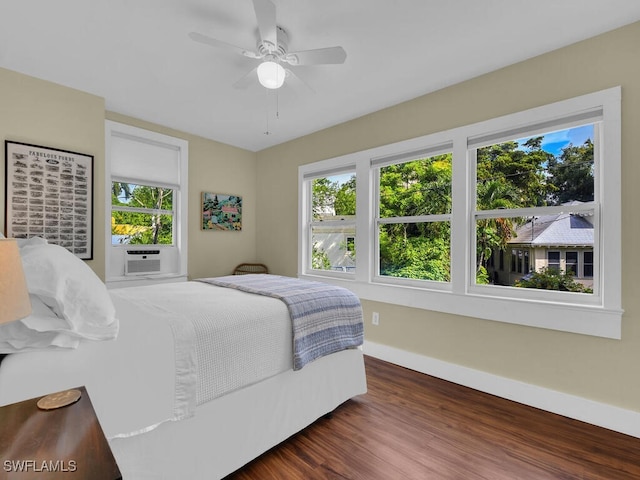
left=372, top=312, right=379, bottom=325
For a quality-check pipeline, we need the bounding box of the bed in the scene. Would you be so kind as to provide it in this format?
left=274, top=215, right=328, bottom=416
left=0, top=239, right=367, bottom=479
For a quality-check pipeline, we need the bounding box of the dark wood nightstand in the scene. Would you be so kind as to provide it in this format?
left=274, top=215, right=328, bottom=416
left=0, top=386, right=122, bottom=479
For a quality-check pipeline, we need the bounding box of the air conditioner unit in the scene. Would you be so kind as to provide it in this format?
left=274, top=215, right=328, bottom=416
left=125, top=249, right=161, bottom=276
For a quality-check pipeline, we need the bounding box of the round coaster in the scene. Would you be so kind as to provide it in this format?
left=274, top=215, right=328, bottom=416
left=37, top=389, right=82, bottom=410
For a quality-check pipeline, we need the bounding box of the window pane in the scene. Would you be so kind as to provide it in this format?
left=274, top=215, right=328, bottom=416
left=380, top=154, right=452, bottom=217
left=476, top=125, right=594, bottom=210
left=311, top=224, right=356, bottom=272
left=379, top=222, right=450, bottom=282
left=111, top=182, right=174, bottom=245
left=548, top=251, right=561, bottom=271
left=566, top=251, right=578, bottom=275
left=112, top=211, right=173, bottom=245
left=112, top=182, right=173, bottom=209
left=480, top=212, right=593, bottom=294
left=312, top=173, right=355, bottom=221
left=584, top=251, right=594, bottom=277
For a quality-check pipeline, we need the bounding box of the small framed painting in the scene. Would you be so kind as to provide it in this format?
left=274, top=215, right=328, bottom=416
left=4, top=141, right=94, bottom=259
left=201, top=192, right=242, bottom=231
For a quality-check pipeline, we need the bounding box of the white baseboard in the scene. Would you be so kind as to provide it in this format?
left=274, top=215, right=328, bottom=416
left=363, top=340, right=640, bottom=439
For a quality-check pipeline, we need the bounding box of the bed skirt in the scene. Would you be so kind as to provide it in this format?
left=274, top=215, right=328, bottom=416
left=109, top=348, right=367, bottom=479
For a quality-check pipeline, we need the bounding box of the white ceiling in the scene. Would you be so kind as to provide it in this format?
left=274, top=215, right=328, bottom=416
left=1, top=1, right=640, bottom=152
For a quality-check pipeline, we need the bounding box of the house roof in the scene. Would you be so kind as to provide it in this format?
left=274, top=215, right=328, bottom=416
left=1, top=1, right=640, bottom=151
left=509, top=212, right=593, bottom=247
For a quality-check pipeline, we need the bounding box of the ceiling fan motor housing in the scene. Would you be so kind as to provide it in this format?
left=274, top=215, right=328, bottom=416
left=257, top=26, right=289, bottom=59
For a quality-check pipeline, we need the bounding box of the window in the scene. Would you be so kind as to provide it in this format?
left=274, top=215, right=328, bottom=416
left=111, top=182, right=174, bottom=245
left=511, top=249, right=528, bottom=274
left=548, top=251, right=561, bottom=271
left=584, top=251, right=594, bottom=277
left=346, top=236, right=355, bottom=253
left=473, top=120, right=595, bottom=296
left=375, top=149, right=452, bottom=284
left=307, top=170, right=356, bottom=274
left=105, top=121, right=188, bottom=284
left=566, top=251, right=578, bottom=275
left=299, top=87, right=622, bottom=338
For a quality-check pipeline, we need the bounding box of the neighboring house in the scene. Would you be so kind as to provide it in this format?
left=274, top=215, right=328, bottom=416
left=487, top=203, right=594, bottom=288
left=312, top=215, right=356, bottom=271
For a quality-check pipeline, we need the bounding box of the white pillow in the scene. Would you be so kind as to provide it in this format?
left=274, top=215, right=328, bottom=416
left=0, top=297, right=80, bottom=353
left=20, top=295, right=73, bottom=333
left=20, top=243, right=119, bottom=340
left=16, top=236, right=48, bottom=248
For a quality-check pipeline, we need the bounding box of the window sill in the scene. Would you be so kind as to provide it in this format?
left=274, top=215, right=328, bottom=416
left=300, top=273, right=622, bottom=339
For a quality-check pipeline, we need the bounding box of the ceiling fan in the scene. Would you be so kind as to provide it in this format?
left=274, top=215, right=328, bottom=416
left=188, top=0, right=347, bottom=90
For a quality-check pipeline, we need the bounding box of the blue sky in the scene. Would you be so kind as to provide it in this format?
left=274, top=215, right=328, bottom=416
left=519, top=124, right=593, bottom=157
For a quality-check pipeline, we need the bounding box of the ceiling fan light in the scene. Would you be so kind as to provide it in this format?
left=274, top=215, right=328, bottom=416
left=257, top=61, right=285, bottom=89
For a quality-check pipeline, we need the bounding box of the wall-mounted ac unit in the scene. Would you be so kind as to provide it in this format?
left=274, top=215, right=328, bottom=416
left=125, top=250, right=161, bottom=276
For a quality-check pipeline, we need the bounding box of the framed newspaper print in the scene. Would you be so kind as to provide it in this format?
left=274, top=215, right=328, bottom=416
left=4, top=141, right=94, bottom=259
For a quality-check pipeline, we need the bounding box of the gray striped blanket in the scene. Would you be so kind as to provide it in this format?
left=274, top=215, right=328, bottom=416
left=197, top=275, right=363, bottom=370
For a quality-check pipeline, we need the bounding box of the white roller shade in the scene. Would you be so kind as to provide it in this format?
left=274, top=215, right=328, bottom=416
left=110, top=133, right=181, bottom=186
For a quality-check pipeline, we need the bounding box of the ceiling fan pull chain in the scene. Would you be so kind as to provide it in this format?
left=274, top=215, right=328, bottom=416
left=264, top=89, right=271, bottom=135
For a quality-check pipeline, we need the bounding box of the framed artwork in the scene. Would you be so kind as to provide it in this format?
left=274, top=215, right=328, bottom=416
left=202, top=192, right=242, bottom=231
left=4, top=141, right=94, bottom=259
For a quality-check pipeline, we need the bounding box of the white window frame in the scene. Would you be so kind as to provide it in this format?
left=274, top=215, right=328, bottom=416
left=301, top=165, right=357, bottom=279
left=299, top=87, right=622, bottom=339
left=372, top=143, right=453, bottom=289
left=105, top=121, right=189, bottom=286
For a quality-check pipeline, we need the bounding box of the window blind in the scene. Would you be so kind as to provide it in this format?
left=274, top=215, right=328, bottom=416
left=110, top=133, right=181, bottom=186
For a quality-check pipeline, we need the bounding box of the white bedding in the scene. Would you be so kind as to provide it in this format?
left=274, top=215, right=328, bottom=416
left=0, top=281, right=292, bottom=439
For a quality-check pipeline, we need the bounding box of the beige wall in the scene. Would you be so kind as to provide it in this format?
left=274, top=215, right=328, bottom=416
left=0, top=68, right=258, bottom=282
left=255, top=22, right=640, bottom=412
left=0, top=67, right=106, bottom=277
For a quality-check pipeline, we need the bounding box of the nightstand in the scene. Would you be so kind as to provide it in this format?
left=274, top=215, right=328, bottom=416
left=0, top=386, right=122, bottom=479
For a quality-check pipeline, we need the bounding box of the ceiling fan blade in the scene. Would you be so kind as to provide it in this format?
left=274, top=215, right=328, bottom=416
left=283, top=46, right=347, bottom=66
left=284, top=69, right=315, bottom=94
left=252, top=0, right=277, bottom=51
left=188, top=31, right=258, bottom=59
left=232, top=67, right=258, bottom=89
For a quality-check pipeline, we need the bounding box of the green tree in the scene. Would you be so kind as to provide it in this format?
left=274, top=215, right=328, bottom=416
left=334, top=176, right=356, bottom=215
left=312, top=177, right=338, bottom=219
left=112, top=183, right=173, bottom=244
left=475, top=180, right=519, bottom=281
left=547, top=139, right=594, bottom=205
left=312, top=243, right=331, bottom=270
left=378, top=155, right=452, bottom=281
left=475, top=136, right=555, bottom=283
left=476, top=138, right=552, bottom=209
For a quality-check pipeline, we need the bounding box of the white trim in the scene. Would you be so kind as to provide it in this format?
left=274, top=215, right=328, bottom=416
left=364, top=341, right=640, bottom=439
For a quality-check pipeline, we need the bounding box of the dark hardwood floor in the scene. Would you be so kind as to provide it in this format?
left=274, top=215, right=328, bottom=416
left=226, top=355, right=640, bottom=479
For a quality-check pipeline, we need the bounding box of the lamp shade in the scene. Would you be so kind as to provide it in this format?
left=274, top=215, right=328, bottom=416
left=0, top=239, right=31, bottom=324
left=257, top=61, right=286, bottom=89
